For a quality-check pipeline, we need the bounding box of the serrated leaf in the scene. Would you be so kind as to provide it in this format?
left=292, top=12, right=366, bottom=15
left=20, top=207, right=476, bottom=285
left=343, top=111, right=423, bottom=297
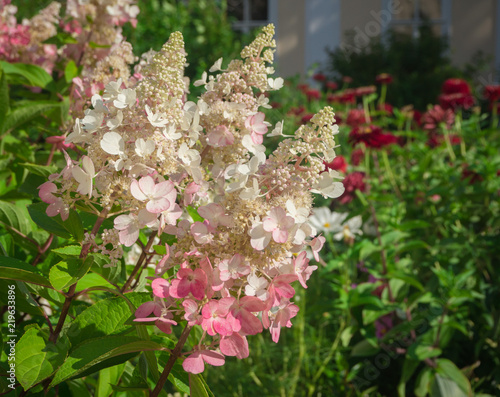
left=49, top=257, right=92, bottom=291
left=1, top=102, right=61, bottom=134
left=15, top=325, right=68, bottom=390
left=65, top=296, right=136, bottom=348
left=19, top=163, right=57, bottom=178
left=0, top=257, right=52, bottom=287
left=52, top=245, right=82, bottom=258
left=0, top=61, right=52, bottom=88
left=50, top=336, right=163, bottom=387
left=74, top=272, right=116, bottom=291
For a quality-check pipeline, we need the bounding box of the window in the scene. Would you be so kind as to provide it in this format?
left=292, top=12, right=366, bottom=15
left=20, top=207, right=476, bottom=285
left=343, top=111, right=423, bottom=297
left=227, top=0, right=269, bottom=33
left=384, top=0, right=451, bottom=38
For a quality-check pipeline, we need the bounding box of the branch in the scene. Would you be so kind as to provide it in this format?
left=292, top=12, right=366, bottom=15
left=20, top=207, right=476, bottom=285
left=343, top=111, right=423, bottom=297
left=150, top=325, right=192, bottom=397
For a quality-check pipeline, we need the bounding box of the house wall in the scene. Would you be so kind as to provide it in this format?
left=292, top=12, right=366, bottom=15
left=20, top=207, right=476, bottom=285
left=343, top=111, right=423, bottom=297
left=273, top=0, right=498, bottom=79
left=275, top=0, right=306, bottom=77
left=450, top=0, right=495, bottom=70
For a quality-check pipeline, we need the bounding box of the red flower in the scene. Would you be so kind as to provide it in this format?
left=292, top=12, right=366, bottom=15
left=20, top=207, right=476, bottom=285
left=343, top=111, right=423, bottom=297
left=461, top=164, right=483, bottom=184
left=287, top=106, right=305, bottom=116
left=305, top=89, right=321, bottom=101
left=324, top=155, right=347, bottom=173
left=375, top=73, right=393, bottom=85
left=313, top=73, right=326, bottom=82
left=297, top=83, right=309, bottom=93
left=326, top=81, right=338, bottom=91
left=484, top=85, right=500, bottom=103
left=378, top=103, right=393, bottom=115
left=351, top=148, right=365, bottom=166
left=342, top=76, right=353, bottom=84
left=441, top=78, right=471, bottom=95
left=301, top=113, right=314, bottom=124
left=328, top=89, right=356, bottom=104
left=439, top=92, right=474, bottom=110
left=339, top=171, right=367, bottom=204
left=348, top=125, right=398, bottom=148
left=346, top=109, right=367, bottom=128
left=355, top=85, right=376, bottom=97
left=421, top=105, right=454, bottom=132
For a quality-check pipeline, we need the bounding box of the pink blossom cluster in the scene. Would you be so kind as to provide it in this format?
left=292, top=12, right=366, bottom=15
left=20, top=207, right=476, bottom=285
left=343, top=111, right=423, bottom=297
left=38, top=25, right=345, bottom=373
left=0, top=0, right=30, bottom=62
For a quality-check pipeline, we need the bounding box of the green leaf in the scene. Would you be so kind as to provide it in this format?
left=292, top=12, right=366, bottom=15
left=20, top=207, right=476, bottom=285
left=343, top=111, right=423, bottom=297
left=65, top=296, right=136, bottom=348
left=430, top=374, right=468, bottom=397
left=398, top=359, right=420, bottom=397
left=89, top=252, right=122, bottom=284
left=88, top=41, right=112, bottom=49
left=387, top=271, right=424, bottom=291
left=96, top=363, right=125, bottom=397
left=54, top=210, right=84, bottom=242
left=189, top=373, right=210, bottom=397
left=50, top=336, right=163, bottom=387
left=435, top=359, right=472, bottom=396
left=186, top=205, right=204, bottom=222
left=0, top=200, right=32, bottom=236
left=15, top=325, right=68, bottom=390
left=52, top=245, right=82, bottom=258
left=0, top=61, right=52, bottom=88
left=75, top=272, right=116, bottom=291
left=0, top=67, right=9, bottom=127
left=396, top=240, right=430, bottom=255
left=407, top=343, right=442, bottom=361
left=19, top=163, right=58, bottom=178
left=28, top=203, right=72, bottom=240
left=358, top=240, right=382, bottom=260
left=43, top=32, right=79, bottom=46
left=1, top=102, right=61, bottom=134
left=415, top=367, right=434, bottom=397
left=0, top=256, right=52, bottom=287
left=64, top=61, right=79, bottom=84
left=350, top=339, right=379, bottom=357
left=28, top=203, right=84, bottom=242
left=49, top=257, right=93, bottom=291
left=398, top=220, right=430, bottom=231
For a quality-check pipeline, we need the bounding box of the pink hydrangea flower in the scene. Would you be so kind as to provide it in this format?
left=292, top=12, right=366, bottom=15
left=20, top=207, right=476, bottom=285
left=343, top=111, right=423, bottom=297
left=227, top=296, right=266, bottom=335
left=201, top=297, right=234, bottom=336
left=182, top=349, right=225, bottom=374
left=293, top=251, right=318, bottom=288
left=220, top=333, right=249, bottom=359
left=170, top=267, right=208, bottom=300
left=263, top=207, right=295, bottom=244
left=130, top=176, right=176, bottom=214
left=262, top=298, right=299, bottom=343
left=114, top=209, right=158, bottom=247
left=207, top=125, right=234, bottom=147
left=245, top=112, right=268, bottom=144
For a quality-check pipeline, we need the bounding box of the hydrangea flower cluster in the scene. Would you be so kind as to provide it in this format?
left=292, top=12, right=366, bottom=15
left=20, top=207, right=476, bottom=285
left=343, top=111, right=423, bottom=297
left=38, top=25, right=345, bottom=374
